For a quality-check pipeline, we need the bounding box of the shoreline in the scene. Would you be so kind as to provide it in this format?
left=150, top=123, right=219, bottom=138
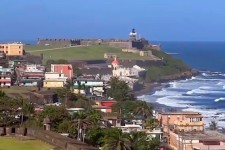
left=133, top=70, right=199, bottom=112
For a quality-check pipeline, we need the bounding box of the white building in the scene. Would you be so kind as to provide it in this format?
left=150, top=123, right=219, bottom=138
left=111, top=57, right=143, bottom=90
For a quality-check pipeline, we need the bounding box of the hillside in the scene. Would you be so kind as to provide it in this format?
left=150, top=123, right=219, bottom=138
left=24, top=45, right=150, bottom=61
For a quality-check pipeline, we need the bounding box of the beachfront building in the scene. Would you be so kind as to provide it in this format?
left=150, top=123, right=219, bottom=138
left=0, top=43, right=24, bottom=56
left=43, top=72, right=68, bottom=88
left=157, top=112, right=204, bottom=133
left=51, top=64, right=73, bottom=80
left=157, top=111, right=204, bottom=149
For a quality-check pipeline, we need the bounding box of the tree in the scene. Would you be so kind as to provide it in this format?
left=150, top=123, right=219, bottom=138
left=85, top=127, right=105, bottom=147
left=144, top=118, right=159, bottom=130
left=0, top=96, right=21, bottom=127
left=0, top=90, right=6, bottom=97
left=148, top=138, right=161, bottom=150
left=37, top=106, right=70, bottom=131
left=102, top=128, right=131, bottom=150
left=128, top=132, right=148, bottom=150
left=73, top=111, right=90, bottom=141
left=209, top=121, right=218, bottom=130
left=87, top=109, right=102, bottom=127
left=58, top=120, right=77, bottom=137
left=107, top=77, right=134, bottom=101
left=134, top=101, right=153, bottom=119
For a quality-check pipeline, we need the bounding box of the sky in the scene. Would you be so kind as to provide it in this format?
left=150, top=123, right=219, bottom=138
left=1, top=0, right=225, bottom=42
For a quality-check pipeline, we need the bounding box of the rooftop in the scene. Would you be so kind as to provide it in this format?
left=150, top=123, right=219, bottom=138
left=179, top=130, right=225, bottom=141
left=160, top=111, right=202, bottom=115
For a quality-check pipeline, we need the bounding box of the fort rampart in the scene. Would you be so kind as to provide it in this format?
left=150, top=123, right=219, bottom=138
left=0, top=127, right=98, bottom=150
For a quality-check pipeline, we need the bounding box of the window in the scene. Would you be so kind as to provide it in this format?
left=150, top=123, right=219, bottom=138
left=6, top=46, right=8, bottom=49
left=19, top=46, right=21, bottom=49
left=45, top=82, right=47, bottom=84
left=19, top=51, right=21, bottom=54
left=6, top=51, right=8, bottom=54
left=59, top=74, right=61, bottom=77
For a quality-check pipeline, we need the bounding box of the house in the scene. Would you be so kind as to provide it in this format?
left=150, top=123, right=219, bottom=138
left=0, top=43, right=24, bottom=56
left=51, top=64, right=73, bottom=79
left=17, top=64, right=44, bottom=86
left=93, top=99, right=116, bottom=113
left=67, top=108, right=85, bottom=115
left=0, top=67, right=13, bottom=87
left=72, top=78, right=104, bottom=96
left=9, top=60, right=27, bottom=68
left=43, top=72, right=68, bottom=88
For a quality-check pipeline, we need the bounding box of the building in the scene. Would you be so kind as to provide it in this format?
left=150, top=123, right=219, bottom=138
left=0, top=43, right=24, bottom=56
left=9, top=60, right=27, bottom=68
left=16, top=64, right=45, bottom=86
left=170, top=130, right=225, bottom=150
left=51, top=64, right=73, bottom=79
left=43, top=72, right=68, bottom=88
left=92, top=100, right=117, bottom=113
left=157, top=112, right=204, bottom=133
left=72, top=78, right=104, bottom=96
left=0, top=67, right=13, bottom=87
left=155, top=112, right=205, bottom=150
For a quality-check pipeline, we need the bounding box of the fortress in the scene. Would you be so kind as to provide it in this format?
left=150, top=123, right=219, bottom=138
left=37, top=29, right=161, bottom=51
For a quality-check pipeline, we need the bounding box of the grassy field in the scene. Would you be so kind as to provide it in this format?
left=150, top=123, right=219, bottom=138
left=0, top=87, right=37, bottom=94
left=0, top=137, right=54, bottom=150
left=24, top=45, right=150, bottom=61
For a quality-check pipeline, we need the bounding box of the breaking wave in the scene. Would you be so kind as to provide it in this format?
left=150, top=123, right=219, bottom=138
left=215, top=97, right=225, bottom=102
left=140, top=71, right=225, bottom=127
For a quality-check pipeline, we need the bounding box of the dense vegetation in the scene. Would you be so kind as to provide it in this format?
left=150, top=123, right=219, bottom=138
left=145, top=49, right=190, bottom=82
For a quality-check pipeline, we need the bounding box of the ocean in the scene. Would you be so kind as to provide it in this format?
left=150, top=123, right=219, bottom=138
left=138, top=42, right=225, bottom=128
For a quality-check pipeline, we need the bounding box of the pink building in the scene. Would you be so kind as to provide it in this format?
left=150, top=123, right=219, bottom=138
left=51, top=64, right=73, bottom=79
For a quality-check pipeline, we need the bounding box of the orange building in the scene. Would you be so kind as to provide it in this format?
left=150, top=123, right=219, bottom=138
left=157, top=112, right=205, bottom=150
left=157, top=111, right=204, bottom=133
left=0, top=43, right=24, bottom=56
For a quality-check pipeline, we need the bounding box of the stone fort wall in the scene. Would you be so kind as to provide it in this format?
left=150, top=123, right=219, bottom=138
left=0, top=127, right=97, bottom=150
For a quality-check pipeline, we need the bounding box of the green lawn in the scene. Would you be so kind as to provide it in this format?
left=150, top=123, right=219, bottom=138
left=0, top=137, right=54, bottom=150
left=24, top=45, right=150, bottom=61
left=24, top=45, right=63, bottom=51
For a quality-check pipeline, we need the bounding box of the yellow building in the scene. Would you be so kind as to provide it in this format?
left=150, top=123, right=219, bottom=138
left=43, top=80, right=65, bottom=88
left=0, top=43, right=24, bottom=56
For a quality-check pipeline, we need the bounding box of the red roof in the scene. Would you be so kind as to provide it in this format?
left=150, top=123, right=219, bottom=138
left=51, top=64, right=73, bottom=79
left=112, top=57, right=119, bottom=65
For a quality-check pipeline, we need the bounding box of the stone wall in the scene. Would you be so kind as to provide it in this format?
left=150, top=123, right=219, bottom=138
left=27, top=129, right=98, bottom=150
left=37, top=39, right=81, bottom=47
left=122, top=48, right=139, bottom=54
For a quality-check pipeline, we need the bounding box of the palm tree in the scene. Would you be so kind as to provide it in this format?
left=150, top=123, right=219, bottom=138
left=209, top=121, right=218, bottom=130
left=134, top=101, right=153, bottom=119
left=18, top=97, right=34, bottom=126
left=73, top=111, right=90, bottom=141
left=102, top=130, right=131, bottom=150
left=144, top=118, right=159, bottom=130
left=87, top=109, right=102, bottom=127
left=128, top=132, right=148, bottom=150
